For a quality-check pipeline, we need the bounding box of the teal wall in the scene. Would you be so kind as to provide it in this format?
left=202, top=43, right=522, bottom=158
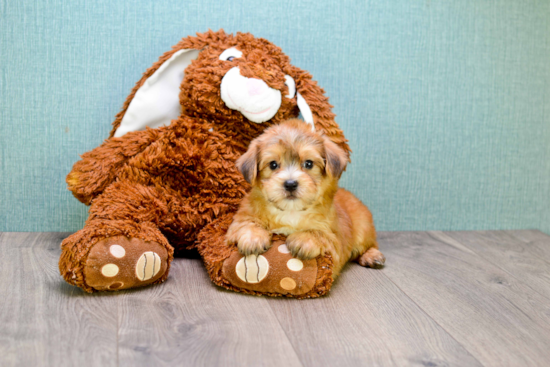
left=1, top=0, right=549, bottom=233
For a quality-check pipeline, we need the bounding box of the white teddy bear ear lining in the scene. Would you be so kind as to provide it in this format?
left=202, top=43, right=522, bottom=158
left=114, top=49, right=200, bottom=138
left=296, top=92, right=314, bottom=131
left=284, top=75, right=314, bottom=132
left=284, top=75, right=295, bottom=98
left=113, top=47, right=315, bottom=138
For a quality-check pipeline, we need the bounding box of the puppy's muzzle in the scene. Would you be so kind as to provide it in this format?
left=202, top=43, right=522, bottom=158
left=284, top=180, right=299, bottom=193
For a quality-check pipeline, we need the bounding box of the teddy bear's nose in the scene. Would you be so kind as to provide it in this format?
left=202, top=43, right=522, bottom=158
left=246, top=78, right=267, bottom=96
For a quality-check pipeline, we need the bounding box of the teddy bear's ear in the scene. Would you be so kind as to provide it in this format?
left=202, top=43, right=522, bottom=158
left=110, top=49, right=201, bottom=138
left=285, top=65, right=351, bottom=160
left=109, top=30, right=229, bottom=138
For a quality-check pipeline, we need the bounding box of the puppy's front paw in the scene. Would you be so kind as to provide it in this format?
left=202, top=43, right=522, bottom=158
left=235, top=227, right=272, bottom=256
left=286, top=232, right=322, bottom=260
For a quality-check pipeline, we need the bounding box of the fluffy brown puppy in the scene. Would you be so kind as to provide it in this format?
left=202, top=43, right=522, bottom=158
left=227, top=119, right=385, bottom=276
left=60, top=30, right=350, bottom=293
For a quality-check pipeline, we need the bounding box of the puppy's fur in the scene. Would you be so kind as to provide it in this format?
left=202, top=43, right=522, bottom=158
left=227, top=119, right=385, bottom=275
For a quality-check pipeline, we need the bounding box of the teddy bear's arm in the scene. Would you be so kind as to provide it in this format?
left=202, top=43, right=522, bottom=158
left=67, top=128, right=161, bottom=205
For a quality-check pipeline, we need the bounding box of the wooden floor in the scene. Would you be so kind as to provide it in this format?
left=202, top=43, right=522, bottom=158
left=2, top=230, right=550, bottom=366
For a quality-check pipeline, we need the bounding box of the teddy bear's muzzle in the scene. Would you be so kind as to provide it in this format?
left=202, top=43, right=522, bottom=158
left=220, top=66, right=283, bottom=124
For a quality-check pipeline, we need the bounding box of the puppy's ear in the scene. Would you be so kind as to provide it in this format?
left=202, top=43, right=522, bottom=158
left=236, top=140, right=259, bottom=184
left=324, top=137, right=348, bottom=178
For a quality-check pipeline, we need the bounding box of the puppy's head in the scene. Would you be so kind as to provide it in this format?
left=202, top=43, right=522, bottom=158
left=236, top=119, right=349, bottom=211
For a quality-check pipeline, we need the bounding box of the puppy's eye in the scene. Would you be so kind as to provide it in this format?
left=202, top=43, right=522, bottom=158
left=303, top=160, right=314, bottom=169
left=269, top=161, right=279, bottom=170
left=227, top=56, right=235, bottom=61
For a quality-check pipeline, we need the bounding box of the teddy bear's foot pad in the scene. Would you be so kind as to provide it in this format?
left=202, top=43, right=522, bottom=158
left=222, top=238, right=318, bottom=296
left=84, top=236, right=169, bottom=291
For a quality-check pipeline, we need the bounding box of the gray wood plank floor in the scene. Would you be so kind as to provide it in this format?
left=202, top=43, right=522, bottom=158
left=1, top=230, right=549, bottom=367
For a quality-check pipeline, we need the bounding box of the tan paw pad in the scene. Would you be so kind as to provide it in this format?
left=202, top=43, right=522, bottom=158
left=101, top=264, right=119, bottom=277
left=286, top=258, right=303, bottom=271
left=235, top=255, right=269, bottom=283
left=280, top=277, right=296, bottom=290
left=109, top=244, right=126, bottom=258
left=278, top=244, right=290, bottom=254
left=109, top=282, right=124, bottom=290
left=135, top=251, right=162, bottom=281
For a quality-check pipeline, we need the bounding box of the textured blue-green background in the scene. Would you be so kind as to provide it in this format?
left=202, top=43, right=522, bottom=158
left=1, top=0, right=549, bottom=233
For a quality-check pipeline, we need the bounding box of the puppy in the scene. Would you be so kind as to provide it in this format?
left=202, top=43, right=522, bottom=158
left=226, top=119, right=385, bottom=275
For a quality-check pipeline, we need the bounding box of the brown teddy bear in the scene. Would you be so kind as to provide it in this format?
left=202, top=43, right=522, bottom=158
left=60, top=30, right=350, bottom=298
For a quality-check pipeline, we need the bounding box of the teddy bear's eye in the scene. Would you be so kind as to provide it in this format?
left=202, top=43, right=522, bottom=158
left=269, top=161, right=279, bottom=170
left=219, top=47, right=242, bottom=62
left=303, top=160, right=314, bottom=169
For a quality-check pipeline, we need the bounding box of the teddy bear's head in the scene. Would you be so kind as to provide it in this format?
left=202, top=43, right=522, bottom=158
left=180, top=32, right=300, bottom=128
left=110, top=30, right=349, bottom=155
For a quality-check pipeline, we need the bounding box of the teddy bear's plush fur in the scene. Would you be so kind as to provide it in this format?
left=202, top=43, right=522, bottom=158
left=60, top=30, right=350, bottom=297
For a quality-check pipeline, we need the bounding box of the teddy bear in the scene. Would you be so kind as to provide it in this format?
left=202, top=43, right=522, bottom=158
left=59, top=30, right=351, bottom=298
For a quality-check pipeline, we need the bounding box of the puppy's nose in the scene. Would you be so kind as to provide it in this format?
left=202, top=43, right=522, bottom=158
left=246, top=78, right=267, bottom=96
left=284, top=180, right=298, bottom=192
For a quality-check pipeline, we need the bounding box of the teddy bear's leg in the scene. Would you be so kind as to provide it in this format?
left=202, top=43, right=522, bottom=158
left=60, top=219, right=173, bottom=292
left=60, top=181, right=178, bottom=292
left=196, top=214, right=335, bottom=298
